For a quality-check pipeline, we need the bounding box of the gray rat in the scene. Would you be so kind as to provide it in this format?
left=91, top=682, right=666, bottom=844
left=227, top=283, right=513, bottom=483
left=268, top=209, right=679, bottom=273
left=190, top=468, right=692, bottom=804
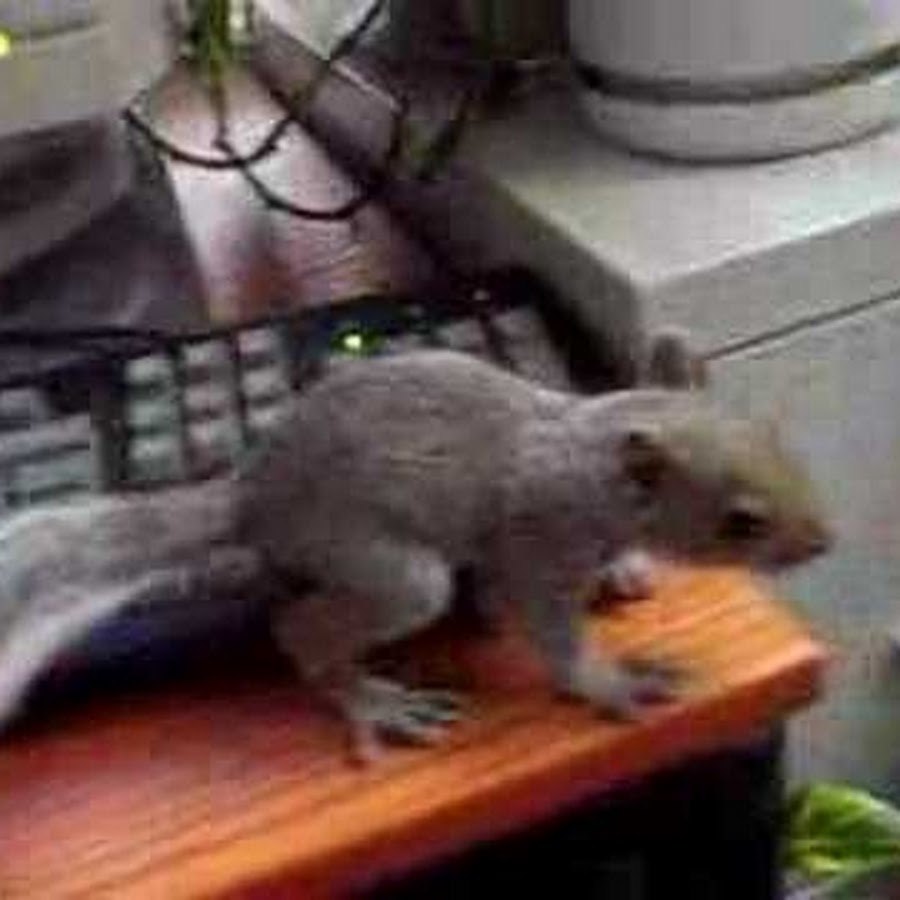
left=0, top=334, right=830, bottom=760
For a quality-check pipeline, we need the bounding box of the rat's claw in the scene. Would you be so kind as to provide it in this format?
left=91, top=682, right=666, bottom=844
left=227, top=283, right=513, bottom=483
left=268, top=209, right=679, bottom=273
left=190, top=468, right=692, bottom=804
left=620, top=655, right=688, bottom=699
left=406, top=687, right=465, bottom=721
left=342, top=676, right=465, bottom=763
left=571, top=657, right=685, bottom=720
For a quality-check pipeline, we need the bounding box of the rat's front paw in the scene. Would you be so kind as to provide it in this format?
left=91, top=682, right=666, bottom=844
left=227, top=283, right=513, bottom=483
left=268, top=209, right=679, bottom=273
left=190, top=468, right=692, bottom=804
left=595, top=550, right=657, bottom=606
left=569, top=656, right=685, bottom=721
left=339, top=676, right=464, bottom=764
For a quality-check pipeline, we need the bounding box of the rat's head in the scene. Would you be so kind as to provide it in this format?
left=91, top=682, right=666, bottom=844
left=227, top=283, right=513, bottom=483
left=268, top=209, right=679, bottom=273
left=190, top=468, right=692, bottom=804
left=617, top=410, right=832, bottom=571
left=615, top=329, right=833, bottom=571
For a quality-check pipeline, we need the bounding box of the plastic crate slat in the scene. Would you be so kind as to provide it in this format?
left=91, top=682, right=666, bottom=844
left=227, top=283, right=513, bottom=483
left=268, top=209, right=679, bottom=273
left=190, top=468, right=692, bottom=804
left=247, top=402, right=291, bottom=435
left=237, top=327, right=284, bottom=362
left=187, top=418, right=245, bottom=462
left=166, top=347, right=194, bottom=480
left=8, top=454, right=99, bottom=496
left=182, top=339, right=231, bottom=370
left=221, top=336, right=252, bottom=455
left=0, top=415, right=94, bottom=464
left=240, top=367, right=293, bottom=403
left=126, top=399, right=179, bottom=433
left=0, top=388, right=51, bottom=430
left=184, top=384, right=238, bottom=418
left=124, top=354, right=174, bottom=386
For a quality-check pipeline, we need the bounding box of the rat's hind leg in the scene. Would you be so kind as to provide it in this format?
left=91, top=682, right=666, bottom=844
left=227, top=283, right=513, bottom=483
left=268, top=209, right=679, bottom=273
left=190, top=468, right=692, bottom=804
left=270, top=539, right=463, bottom=762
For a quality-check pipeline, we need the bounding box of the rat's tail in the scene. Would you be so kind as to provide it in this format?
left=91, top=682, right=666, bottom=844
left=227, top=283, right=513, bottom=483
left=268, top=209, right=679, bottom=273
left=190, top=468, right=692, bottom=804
left=0, top=476, right=266, bottom=732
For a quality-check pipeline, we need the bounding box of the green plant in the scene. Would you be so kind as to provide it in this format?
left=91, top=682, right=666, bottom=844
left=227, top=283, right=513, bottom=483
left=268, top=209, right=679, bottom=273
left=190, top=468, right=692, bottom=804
left=129, top=1, right=565, bottom=220
left=184, top=0, right=244, bottom=81
left=787, top=783, right=900, bottom=897
left=127, top=0, right=404, bottom=222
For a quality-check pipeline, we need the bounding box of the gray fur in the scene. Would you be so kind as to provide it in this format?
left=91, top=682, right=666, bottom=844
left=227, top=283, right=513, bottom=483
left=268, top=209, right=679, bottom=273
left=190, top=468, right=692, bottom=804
left=0, top=344, right=830, bottom=756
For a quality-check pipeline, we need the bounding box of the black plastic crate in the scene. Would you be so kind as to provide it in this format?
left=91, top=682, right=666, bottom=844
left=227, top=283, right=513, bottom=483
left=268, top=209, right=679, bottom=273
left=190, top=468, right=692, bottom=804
left=0, top=268, right=605, bottom=511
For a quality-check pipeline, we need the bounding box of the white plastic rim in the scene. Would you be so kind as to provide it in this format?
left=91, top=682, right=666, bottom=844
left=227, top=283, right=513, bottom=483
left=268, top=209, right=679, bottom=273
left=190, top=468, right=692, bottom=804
left=577, top=65, right=900, bottom=161
left=0, top=0, right=174, bottom=139
left=569, top=0, right=900, bottom=84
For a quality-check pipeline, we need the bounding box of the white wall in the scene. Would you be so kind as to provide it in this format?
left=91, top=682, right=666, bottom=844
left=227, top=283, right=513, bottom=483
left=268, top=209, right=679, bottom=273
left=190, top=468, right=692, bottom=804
left=713, top=300, right=900, bottom=798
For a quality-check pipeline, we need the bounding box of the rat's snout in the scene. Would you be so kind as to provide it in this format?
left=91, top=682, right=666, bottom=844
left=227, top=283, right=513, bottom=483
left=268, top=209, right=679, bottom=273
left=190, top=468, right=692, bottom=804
left=771, top=517, right=834, bottom=567
left=806, top=520, right=834, bottom=556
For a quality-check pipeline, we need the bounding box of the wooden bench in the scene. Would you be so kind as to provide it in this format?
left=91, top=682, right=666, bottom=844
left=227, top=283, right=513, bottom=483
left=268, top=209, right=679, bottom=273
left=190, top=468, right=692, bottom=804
left=0, top=567, right=826, bottom=898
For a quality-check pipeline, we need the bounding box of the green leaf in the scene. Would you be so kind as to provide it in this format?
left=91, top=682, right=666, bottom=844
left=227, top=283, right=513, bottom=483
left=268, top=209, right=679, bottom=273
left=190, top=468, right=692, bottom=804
left=787, top=784, right=900, bottom=882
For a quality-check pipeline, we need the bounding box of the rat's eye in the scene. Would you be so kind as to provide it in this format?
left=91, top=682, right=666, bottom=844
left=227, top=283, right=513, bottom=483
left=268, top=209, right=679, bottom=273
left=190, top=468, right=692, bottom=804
left=720, top=502, right=770, bottom=542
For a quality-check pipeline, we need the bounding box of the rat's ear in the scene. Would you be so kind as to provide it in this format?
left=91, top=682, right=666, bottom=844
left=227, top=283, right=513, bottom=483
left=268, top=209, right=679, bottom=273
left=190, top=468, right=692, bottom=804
left=619, top=425, right=671, bottom=491
left=642, top=329, right=709, bottom=391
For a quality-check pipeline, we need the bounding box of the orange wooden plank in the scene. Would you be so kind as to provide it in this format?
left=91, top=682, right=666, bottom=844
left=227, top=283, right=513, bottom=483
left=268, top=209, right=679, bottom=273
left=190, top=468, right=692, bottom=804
left=0, top=567, right=827, bottom=899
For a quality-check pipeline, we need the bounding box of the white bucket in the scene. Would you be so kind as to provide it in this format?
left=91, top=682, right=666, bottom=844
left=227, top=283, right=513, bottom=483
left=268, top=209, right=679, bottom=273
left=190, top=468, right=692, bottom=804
left=569, top=0, right=900, bottom=160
